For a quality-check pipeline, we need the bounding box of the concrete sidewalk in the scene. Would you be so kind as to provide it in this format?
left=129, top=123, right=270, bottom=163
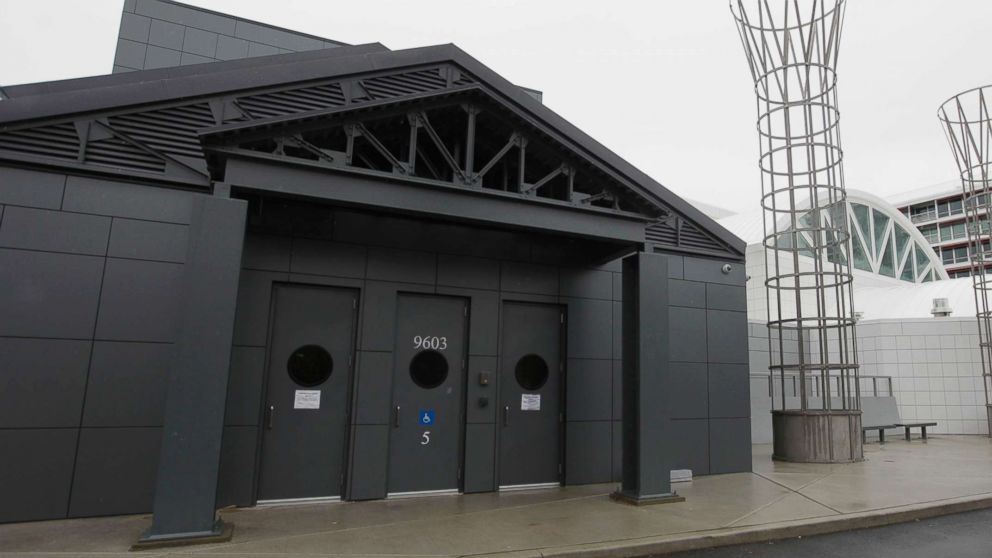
left=2, top=436, right=992, bottom=558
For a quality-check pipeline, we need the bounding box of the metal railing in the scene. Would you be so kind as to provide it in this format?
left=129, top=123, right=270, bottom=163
left=751, top=373, right=893, bottom=399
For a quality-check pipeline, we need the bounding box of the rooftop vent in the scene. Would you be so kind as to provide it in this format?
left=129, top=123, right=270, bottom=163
left=931, top=298, right=953, bottom=317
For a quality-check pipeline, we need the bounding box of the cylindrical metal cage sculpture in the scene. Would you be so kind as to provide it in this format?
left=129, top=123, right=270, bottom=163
left=732, top=0, right=862, bottom=462
left=938, top=86, right=992, bottom=437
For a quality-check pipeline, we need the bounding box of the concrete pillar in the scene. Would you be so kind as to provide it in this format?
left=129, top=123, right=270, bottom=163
left=612, top=252, right=684, bottom=505
left=138, top=195, right=247, bottom=546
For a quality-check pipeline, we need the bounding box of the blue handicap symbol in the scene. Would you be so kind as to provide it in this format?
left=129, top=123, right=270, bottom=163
left=419, top=409, right=435, bottom=425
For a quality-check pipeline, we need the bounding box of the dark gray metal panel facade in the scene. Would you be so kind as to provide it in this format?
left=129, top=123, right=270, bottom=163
left=664, top=253, right=751, bottom=476
left=113, top=0, right=345, bottom=73
left=0, top=167, right=195, bottom=523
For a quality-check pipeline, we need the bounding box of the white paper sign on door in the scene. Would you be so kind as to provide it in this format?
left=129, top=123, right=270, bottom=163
left=294, top=390, right=321, bottom=409
left=521, top=393, right=541, bottom=411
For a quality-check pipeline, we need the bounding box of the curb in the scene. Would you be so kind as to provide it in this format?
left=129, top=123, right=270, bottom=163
left=470, top=493, right=992, bottom=558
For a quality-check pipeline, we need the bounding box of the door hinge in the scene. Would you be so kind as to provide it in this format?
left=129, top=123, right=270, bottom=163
left=558, top=463, right=563, bottom=476
left=353, top=299, right=358, bottom=309
left=464, top=306, right=468, bottom=317
left=458, top=466, right=462, bottom=481
left=560, top=313, right=564, bottom=324
left=559, top=412, right=564, bottom=423
left=349, top=354, right=354, bottom=369
left=340, top=473, right=345, bottom=489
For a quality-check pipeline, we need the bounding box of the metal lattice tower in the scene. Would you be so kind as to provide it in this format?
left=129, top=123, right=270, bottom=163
left=938, top=86, right=992, bottom=437
left=731, top=0, right=862, bottom=462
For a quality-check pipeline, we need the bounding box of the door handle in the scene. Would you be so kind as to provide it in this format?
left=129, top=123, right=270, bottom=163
left=394, top=405, right=401, bottom=428
left=503, top=405, right=510, bottom=427
left=266, top=405, right=275, bottom=430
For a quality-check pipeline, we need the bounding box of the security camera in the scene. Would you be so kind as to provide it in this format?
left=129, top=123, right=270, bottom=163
left=721, top=264, right=732, bottom=274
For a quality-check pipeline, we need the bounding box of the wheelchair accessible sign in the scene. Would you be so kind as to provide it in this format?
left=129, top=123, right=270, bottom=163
left=419, top=409, right=435, bottom=425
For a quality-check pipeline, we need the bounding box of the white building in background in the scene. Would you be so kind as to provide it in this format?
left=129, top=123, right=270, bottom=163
left=694, top=191, right=989, bottom=440
left=888, top=180, right=990, bottom=278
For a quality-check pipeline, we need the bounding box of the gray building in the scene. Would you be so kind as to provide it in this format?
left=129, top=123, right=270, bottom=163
left=0, top=0, right=749, bottom=542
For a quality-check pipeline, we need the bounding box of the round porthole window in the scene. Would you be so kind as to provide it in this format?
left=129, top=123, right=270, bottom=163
left=515, top=354, right=549, bottom=391
left=287, top=345, right=333, bottom=387
left=410, top=350, right=448, bottom=389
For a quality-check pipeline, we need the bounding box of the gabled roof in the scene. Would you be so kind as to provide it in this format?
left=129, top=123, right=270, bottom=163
left=0, top=44, right=744, bottom=258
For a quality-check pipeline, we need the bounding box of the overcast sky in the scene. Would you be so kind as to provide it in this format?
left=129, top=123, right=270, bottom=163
left=2, top=1, right=990, bottom=213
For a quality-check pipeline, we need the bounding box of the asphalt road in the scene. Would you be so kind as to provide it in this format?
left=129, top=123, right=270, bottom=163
left=666, top=508, right=992, bottom=558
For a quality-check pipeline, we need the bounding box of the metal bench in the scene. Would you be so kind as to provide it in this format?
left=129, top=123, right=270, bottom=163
left=860, top=397, right=936, bottom=444
left=895, top=422, right=938, bottom=440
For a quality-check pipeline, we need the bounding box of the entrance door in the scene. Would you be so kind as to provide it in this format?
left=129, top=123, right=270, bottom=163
left=387, top=294, right=468, bottom=495
left=257, top=284, right=358, bottom=502
left=498, top=302, right=563, bottom=488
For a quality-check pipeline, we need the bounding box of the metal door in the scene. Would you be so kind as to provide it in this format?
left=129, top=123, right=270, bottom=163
left=387, top=294, right=468, bottom=495
left=498, top=301, right=563, bottom=488
left=257, top=284, right=358, bottom=502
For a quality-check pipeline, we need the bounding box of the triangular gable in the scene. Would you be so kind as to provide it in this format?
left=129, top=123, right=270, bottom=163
left=0, top=44, right=744, bottom=258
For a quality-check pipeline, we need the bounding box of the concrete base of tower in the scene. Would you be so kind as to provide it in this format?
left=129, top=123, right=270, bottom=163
left=772, top=409, right=864, bottom=463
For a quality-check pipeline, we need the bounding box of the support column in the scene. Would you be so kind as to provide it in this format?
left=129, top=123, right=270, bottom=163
left=137, top=195, right=247, bottom=547
left=612, top=252, right=685, bottom=505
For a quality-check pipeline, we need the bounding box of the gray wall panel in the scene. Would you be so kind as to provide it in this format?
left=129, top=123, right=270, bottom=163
left=135, top=0, right=237, bottom=35
left=669, top=306, right=707, bottom=363
left=612, top=359, right=622, bottom=421
left=708, top=363, right=750, bottom=419
left=63, top=176, right=193, bottom=224
left=706, top=310, right=748, bottom=364
left=563, top=298, right=613, bottom=360
left=353, top=351, right=393, bottom=425
left=667, top=362, right=708, bottom=420
left=114, top=39, right=148, bottom=69
left=565, top=421, right=612, bottom=484
left=709, top=417, right=752, bottom=474
left=565, top=358, right=612, bottom=422
left=95, top=258, right=183, bottom=342
left=0, top=338, right=90, bottom=428
left=0, top=249, right=104, bottom=338
left=119, top=12, right=151, bottom=42
left=82, top=341, right=172, bottom=427
left=706, top=283, right=747, bottom=312
left=669, top=279, right=705, bottom=309
left=0, top=165, right=65, bottom=210
left=501, top=261, right=558, bottom=295
left=683, top=256, right=746, bottom=286
left=216, top=35, right=249, bottom=60
left=0, top=207, right=110, bottom=256
left=145, top=44, right=182, bottom=69
left=439, top=287, right=499, bottom=357
left=0, top=429, right=77, bottom=522
left=612, top=421, right=622, bottom=482
left=437, top=254, right=500, bottom=291
left=466, top=355, right=498, bottom=424
left=348, top=424, right=388, bottom=500
left=69, top=427, right=162, bottom=517
left=225, top=346, right=266, bottom=426
left=290, top=238, right=365, bottom=278
left=366, top=247, right=436, bottom=285
left=216, top=425, right=259, bottom=507
left=463, top=423, right=496, bottom=493
left=149, top=18, right=185, bottom=50
left=233, top=270, right=288, bottom=347
left=559, top=268, right=612, bottom=300
left=181, top=52, right=214, bottom=66
left=108, top=219, right=188, bottom=263
left=183, top=27, right=219, bottom=58
left=241, top=233, right=291, bottom=271
left=669, top=419, right=709, bottom=475
left=665, top=254, right=684, bottom=279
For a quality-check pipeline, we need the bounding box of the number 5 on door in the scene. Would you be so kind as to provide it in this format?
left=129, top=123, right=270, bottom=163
left=421, top=431, right=431, bottom=445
